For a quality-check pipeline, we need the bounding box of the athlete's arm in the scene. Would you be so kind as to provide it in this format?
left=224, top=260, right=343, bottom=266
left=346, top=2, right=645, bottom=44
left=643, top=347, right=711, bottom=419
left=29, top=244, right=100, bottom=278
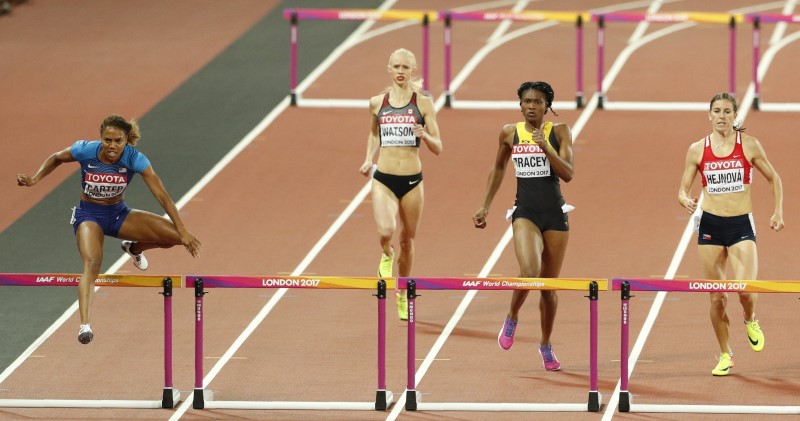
left=549, top=123, right=574, bottom=182
left=17, top=146, right=75, bottom=187
left=415, top=94, right=443, bottom=155
left=473, top=125, right=514, bottom=228
left=745, top=135, right=784, bottom=231
left=360, top=95, right=383, bottom=176
left=678, top=141, right=703, bottom=214
left=140, top=166, right=202, bottom=256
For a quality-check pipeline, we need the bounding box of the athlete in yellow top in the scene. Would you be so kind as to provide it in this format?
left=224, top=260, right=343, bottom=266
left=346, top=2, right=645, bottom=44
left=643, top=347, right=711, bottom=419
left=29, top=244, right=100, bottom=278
left=473, top=81, right=574, bottom=371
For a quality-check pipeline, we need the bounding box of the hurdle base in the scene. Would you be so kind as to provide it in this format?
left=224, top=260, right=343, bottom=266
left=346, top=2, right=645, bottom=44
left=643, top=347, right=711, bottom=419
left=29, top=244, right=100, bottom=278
left=0, top=399, right=165, bottom=408
left=405, top=389, right=421, bottom=411
left=161, top=388, right=181, bottom=408
left=619, top=391, right=631, bottom=412
left=413, top=402, right=592, bottom=412
left=629, top=404, right=800, bottom=414
left=588, top=391, right=602, bottom=412
left=202, top=400, right=381, bottom=410
left=375, top=389, right=393, bottom=410
left=193, top=388, right=210, bottom=409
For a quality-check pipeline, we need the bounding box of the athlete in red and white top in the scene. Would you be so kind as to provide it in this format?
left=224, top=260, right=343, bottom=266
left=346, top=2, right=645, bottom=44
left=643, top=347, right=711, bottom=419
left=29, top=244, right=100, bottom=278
left=359, top=48, right=442, bottom=320
left=17, top=115, right=201, bottom=344
left=678, top=92, right=784, bottom=376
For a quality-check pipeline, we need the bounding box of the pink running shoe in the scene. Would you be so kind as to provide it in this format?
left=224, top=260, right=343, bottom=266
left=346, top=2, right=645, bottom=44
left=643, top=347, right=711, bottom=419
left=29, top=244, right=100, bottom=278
left=539, top=344, right=561, bottom=371
left=498, top=316, right=518, bottom=350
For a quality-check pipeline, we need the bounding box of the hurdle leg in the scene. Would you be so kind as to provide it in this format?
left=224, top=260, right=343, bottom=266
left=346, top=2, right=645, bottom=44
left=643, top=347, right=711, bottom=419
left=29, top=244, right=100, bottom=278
left=160, top=277, right=180, bottom=408
left=193, top=278, right=206, bottom=409
left=728, top=16, right=736, bottom=97
left=421, top=14, right=429, bottom=94
left=443, top=14, right=453, bottom=108
left=597, top=15, right=605, bottom=109
left=405, top=280, right=420, bottom=410
left=289, top=12, right=298, bottom=106
left=619, top=281, right=632, bottom=412
left=374, top=280, right=393, bottom=410
left=576, top=14, right=585, bottom=109
left=752, top=16, right=761, bottom=110
left=587, top=281, right=601, bottom=412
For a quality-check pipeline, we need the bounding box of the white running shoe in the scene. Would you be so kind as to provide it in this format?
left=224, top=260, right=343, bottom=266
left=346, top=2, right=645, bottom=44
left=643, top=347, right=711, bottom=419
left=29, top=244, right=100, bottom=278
left=78, top=324, right=93, bottom=344
left=121, top=240, right=148, bottom=271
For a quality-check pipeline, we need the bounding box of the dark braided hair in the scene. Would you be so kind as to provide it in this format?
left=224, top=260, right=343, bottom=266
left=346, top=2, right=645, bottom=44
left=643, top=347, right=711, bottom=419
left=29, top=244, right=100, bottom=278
left=517, top=81, right=558, bottom=116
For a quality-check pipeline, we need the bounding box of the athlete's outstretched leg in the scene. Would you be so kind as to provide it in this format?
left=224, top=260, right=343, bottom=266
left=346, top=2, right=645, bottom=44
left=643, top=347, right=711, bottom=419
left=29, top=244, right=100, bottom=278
left=75, top=222, right=104, bottom=344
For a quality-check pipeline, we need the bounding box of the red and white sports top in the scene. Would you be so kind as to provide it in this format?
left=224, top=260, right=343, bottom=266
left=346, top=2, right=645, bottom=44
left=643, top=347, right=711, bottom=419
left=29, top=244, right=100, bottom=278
left=699, top=131, right=753, bottom=195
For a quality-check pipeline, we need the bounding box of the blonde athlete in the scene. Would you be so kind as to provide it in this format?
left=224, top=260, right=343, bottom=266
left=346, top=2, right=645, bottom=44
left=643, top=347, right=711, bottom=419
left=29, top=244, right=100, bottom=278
left=678, top=93, right=784, bottom=376
left=473, top=81, right=574, bottom=371
left=359, top=48, right=443, bottom=320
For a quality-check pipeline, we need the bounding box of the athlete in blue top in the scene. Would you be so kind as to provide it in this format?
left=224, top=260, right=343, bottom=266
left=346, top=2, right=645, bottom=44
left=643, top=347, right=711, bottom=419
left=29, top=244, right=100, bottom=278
left=17, top=115, right=201, bottom=344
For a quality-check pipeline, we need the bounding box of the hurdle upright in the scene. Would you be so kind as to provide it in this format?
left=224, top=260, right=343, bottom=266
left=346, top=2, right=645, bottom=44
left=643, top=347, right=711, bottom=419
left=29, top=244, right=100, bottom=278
left=400, top=276, right=605, bottom=413
left=0, top=273, right=181, bottom=409
left=188, top=275, right=394, bottom=411
left=614, top=278, right=800, bottom=415
left=748, top=13, right=800, bottom=112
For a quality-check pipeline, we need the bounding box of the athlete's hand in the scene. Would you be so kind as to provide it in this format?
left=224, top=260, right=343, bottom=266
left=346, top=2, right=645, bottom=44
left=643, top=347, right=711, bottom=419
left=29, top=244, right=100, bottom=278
left=413, top=124, right=427, bottom=139
left=770, top=213, right=784, bottom=232
left=531, top=126, right=548, bottom=150
left=473, top=208, right=488, bottom=229
left=681, top=197, right=698, bottom=214
left=16, top=174, right=35, bottom=187
left=359, top=162, right=376, bottom=177
left=180, top=230, right=202, bottom=258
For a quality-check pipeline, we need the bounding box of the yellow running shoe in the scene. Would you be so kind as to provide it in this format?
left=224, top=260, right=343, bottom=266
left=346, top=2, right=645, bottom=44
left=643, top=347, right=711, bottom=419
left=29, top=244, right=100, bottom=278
left=377, top=249, right=394, bottom=279
left=745, top=319, right=765, bottom=352
left=712, top=352, right=734, bottom=376
left=396, top=292, right=408, bottom=321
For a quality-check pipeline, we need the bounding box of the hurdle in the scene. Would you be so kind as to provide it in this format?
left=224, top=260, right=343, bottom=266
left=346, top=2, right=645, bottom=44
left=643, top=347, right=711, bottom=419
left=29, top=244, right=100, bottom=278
left=400, top=277, right=605, bottom=413
left=188, top=275, right=394, bottom=410
left=614, top=278, right=800, bottom=414
left=441, top=10, right=589, bottom=109
left=0, top=273, right=181, bottom=409
left=748, top=13, right=800, bottom=112
left=593, top=12, right=742, bottom=110
left=283, top=8, right=437, bottom=107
